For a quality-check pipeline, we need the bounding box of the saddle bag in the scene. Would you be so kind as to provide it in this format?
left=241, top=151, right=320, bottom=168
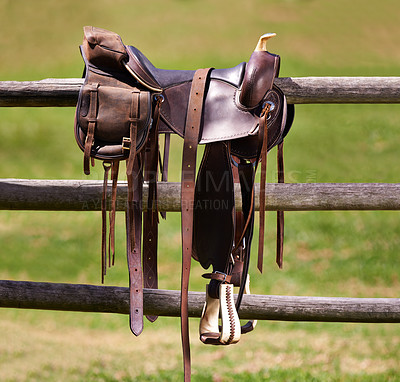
left=75, top=26, right=154, bottom=170
left=76, top=84, right=152, bottom=162
left=74, top=27, right=163, bottom=300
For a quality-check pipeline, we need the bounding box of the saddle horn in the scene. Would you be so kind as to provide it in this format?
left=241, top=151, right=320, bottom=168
left=254, top=33, right=276, bottom=51
left=238, top=33, right=280, bottom=109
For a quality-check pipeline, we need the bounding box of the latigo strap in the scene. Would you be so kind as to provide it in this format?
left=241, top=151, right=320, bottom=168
left=180, top=68, right=212, bottom=382
left=126, top=160, right=144, bottom=336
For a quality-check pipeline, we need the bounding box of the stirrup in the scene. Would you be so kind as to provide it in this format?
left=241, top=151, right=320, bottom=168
left=199, top=283, right=241, bottom=345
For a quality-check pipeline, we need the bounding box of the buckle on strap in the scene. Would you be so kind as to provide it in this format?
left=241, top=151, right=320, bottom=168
left=214, top=271, right=228, bottom=282
left=122, top=137, right=131, bottom=151
left=202, top=271, right=231, bottom=283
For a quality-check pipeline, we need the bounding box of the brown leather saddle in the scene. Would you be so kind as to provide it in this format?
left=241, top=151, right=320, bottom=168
left=74, top=26, right=294, bottom=381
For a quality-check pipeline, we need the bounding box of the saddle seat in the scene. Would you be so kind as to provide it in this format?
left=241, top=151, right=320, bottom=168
left=126, top=45, right=246, bottom=89
left=125, top=45, right=290, bottom=154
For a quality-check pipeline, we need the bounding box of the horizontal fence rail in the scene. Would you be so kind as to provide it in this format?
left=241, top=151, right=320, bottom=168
left=1, top=179, right=400, bottom=211
left=1, top=77, right=399, bottom=324
left=1, top=280, right=399, bottom=323
left=1, top=77, right=400, bottom=106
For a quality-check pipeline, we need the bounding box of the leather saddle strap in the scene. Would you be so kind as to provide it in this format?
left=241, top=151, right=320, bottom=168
left=143, top=205, right=158, bottom=323
left=159, top=133, right=171, bottom=220
left=276, top=141, right=284, bottom=268
left=235, top=160, right=255, bottom=309
left=83, top=83, right=99, bottom=176
left=101, top=162, right=112, bottom=283
left=161, top=133, right=171, bottom=184
left=230, top=163, right=245, bottom=287
left=126, top=159, right=144, bottom=336
left=147, top=96, right=162, bottom=217
left=227, top=160, right=257, bottom=334
left=126, top=90, right=140, bottom=251
left=125, top=90, right=142, bottom=336
left=233, top=106, right=269, bottom=273
left=143, top=97, right=162, bottom=323
left=109, top=160, right=119, bottom=267
left=181, top=68, right=212, bottom=382
left=257, top=104, right=270, bottom=273
left=232, top=103, right=270, bottom=264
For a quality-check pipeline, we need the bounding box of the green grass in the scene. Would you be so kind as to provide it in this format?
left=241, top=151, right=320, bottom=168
left=81, top=368, right=400, bottom=382
left=1, top=0, right=400, bottom=380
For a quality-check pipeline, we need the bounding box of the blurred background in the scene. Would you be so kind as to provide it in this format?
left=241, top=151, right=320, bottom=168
left=0, top=0, right=399, bottom=380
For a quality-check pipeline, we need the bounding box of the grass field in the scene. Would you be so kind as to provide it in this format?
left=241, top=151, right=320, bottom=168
left=1, top=0, right=400, bottom=381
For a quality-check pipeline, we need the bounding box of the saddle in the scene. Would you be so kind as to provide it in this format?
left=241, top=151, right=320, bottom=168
left=74, top=26, right=294, bottom=380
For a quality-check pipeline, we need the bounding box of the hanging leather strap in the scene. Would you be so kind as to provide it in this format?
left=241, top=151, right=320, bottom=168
left=143, top=205, right=158, bottom=323
left=143, top=96, right=162, bottom=323
left=146, top=98, right=161, bottom=217
left=159, top=133, right=171, bottom=220
left=230, top=162, right=245, bottom=288
left=161, top=133, right=171, bottom=184
left=83, top=83, right=99, bottom=175
left=235, top=160, right=255, bottom=309
left=101, top=162, right=112, bottom=283
left=276, top=141, right=284, bottom=268
left=126, top=90, right=140, bottom=251
left=180, top=68, right=212, bottom=382
left=257, top=104, right=270, bottom=273
left=123, top=90, right=143, bottom=336
left=109, top=160, right=119, bottom=267
left=231, top=102, right=270, bottom=275
left=126, top=160, right=144, bottom=336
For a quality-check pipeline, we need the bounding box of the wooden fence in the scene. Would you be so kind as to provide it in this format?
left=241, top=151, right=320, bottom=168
left=0, top=77, right=399, bottom=323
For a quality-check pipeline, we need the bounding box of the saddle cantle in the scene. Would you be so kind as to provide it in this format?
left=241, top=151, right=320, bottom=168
left=74, top=26, right=295, bottom=381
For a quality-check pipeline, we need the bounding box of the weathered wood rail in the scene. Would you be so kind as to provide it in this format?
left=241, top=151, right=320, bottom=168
left=1, top=280, right=399, bottom=323
left=1, top=77, right=400, bottom=106
left=0, top=77, right=399, bottom=321
left=1, top=179, right=400, bottom=212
